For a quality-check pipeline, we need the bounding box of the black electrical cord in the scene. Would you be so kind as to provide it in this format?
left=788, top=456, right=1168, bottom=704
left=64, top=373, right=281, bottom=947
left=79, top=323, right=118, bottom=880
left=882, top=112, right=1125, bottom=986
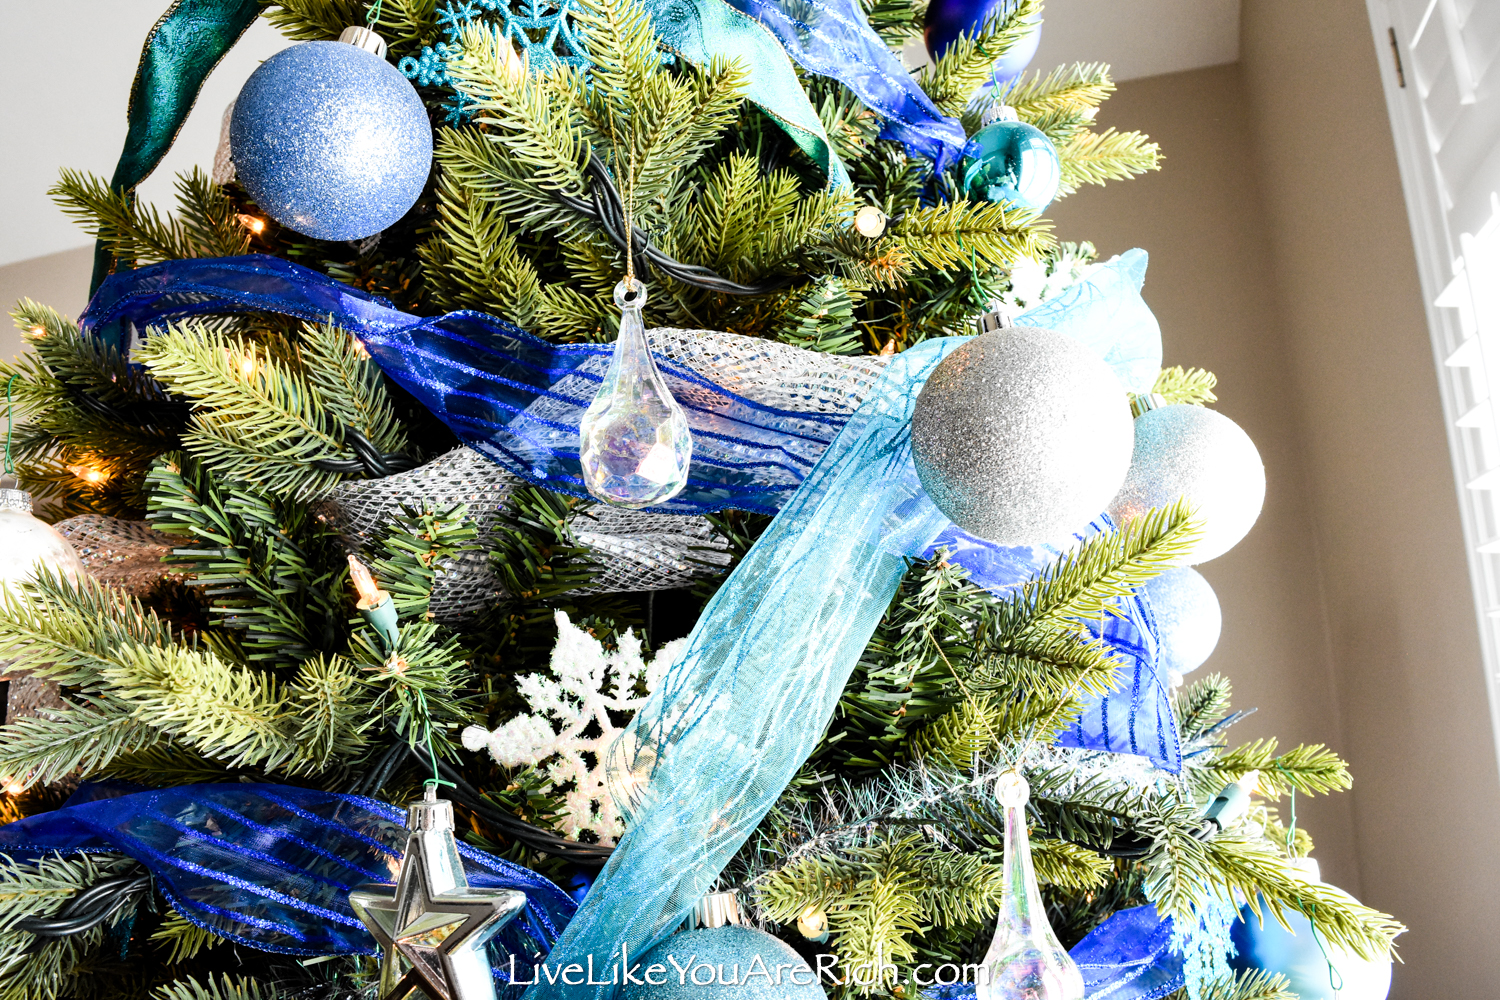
left=310, top=426, right=420, bottom=478
left=394, top=741, right=615, bottom=867
left=16, top=871, right=151, bottom=938
left=556, top=159, right=792, bottom=297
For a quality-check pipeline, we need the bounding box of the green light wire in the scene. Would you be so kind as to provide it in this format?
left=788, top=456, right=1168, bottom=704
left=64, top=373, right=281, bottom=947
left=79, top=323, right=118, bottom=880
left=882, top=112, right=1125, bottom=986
left=413, top=688, right=455, bottom=790
left=366, top=0, right=384, bottom=26
left=1281, top=772, right=1344, bottom=993
left=4, top=374, right=17, bottom=477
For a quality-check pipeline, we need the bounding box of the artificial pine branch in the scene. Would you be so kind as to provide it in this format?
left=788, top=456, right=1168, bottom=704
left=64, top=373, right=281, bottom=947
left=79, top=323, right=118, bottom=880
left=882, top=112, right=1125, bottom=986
left=917, top=0, right=1043, bottom=118
left=1153, top=365, right=1220, bottom=406
left=1056, top=127, right=1161, bottom=196
left=50, top=169, right=249, bottom=267
left=148, top=911, right=224, bottom=965
left=152, top=975, right=281, bottom=1000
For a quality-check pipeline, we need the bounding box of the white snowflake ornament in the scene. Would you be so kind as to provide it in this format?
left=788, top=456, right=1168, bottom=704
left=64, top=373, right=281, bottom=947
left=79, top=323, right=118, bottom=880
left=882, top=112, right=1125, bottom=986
left=461, top=611, right=685, bottom=844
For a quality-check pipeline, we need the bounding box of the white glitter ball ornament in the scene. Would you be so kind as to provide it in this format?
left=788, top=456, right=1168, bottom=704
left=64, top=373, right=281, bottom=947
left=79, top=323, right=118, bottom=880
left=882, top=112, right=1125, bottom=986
left=1141, top=566, right=1221, bottom=676
left=1106, top=404, right=1265, bottom=564
left=910, top=326, right=1134, bottom=545
left=0, top=489, right=86, bottom=592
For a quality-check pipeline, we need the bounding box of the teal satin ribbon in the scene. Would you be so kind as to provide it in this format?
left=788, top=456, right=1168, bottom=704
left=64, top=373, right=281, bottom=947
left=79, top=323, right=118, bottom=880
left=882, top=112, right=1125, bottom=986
left=90, top=0, right=262, bottom=295
left=628, top=0, right=851, bottom=189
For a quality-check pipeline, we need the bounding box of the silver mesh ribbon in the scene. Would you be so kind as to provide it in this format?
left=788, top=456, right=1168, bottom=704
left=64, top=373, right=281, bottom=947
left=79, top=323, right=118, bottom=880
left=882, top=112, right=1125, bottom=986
left=322, top=328, right=890, bottom=621
left=56, top=515, right=179, bottom=596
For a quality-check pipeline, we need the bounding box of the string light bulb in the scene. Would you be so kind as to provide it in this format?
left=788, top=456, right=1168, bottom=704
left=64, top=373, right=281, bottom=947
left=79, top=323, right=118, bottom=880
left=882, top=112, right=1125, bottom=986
left=237, top=213, right=268, bottom=235
left=66, top=463, right=108, bottom=485
left=348, top=554, right=399, bottom=649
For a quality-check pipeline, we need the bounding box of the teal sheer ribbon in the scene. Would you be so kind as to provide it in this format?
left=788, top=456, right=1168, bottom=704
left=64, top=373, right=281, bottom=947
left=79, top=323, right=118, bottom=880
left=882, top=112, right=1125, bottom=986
left=524, top=336, right=961, bottom=999
left=90, top=0, right=262, bottom=295
left=642, top=0, right=850, bottom=189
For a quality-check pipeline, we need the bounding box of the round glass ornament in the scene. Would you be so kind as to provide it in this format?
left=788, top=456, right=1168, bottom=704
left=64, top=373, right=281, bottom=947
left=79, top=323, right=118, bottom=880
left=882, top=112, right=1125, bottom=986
left=960, top=115, right=1061, bottom=213
left=1229, top=901, right=1391, bottom=1000
left=925, top=0, right=1041, bottom=86
left=911, top=325, right=1134, bottom=546
left=229, top=33, right=433, bottom=241
left=1141, top=566, right=1221, bottom=676
left=621, top=924, right=826, bottom=999
left=0, top=489, right=87, bottom=592
left=1106, top=404, right=1265, bottom=565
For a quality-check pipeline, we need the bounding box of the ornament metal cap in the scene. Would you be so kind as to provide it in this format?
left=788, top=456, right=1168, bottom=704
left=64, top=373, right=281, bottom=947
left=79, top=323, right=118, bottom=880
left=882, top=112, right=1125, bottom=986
left=338, top=25, right=389, bottom=59
left=0, top=489, right=32, bottom=514
left=1130, top=391, right=1169, bottom=417
left=975, top=306, right=1015, bottom=335
left=980, top=103, right=1021, bottom=126
left=406, top=781, right=455, bottom=832
left=692, top=890, right=743, bottom=929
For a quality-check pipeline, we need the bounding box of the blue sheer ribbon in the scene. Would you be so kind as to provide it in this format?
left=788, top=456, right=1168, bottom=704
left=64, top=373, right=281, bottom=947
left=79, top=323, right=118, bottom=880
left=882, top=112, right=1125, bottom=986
left=79, top=251, right=1162, bottom=512
left=721, top=0, right=968, bottom=168
left=0, top=782, right=575, bottom=977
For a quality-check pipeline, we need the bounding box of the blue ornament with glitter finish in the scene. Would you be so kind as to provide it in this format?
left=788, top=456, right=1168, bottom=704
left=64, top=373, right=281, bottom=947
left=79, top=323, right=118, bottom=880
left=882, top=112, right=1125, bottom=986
left=230, top=29, right=433, bottom=241
left=925, top=0, right=1040, bottom=88
left=960, top=109, right=1061, bottom=213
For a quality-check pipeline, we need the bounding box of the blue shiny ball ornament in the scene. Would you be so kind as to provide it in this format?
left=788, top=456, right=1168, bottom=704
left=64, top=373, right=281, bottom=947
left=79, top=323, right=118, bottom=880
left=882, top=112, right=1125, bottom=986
left=230, top=41, right=433, bottom=241
left=621, top=926, right=827, bottom=999
left=960, top=118, right=1061, bottom=213
left=1229, top=903, right=1391, bottom=1000
left=925, top=0, right=1041, bottom=88
left=1141, top=566, right=1222, bottom=676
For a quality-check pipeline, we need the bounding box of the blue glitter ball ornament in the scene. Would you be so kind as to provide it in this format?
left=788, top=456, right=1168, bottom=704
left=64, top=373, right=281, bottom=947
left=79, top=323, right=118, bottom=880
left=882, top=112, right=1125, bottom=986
left=1230, top=901, right=1391, bottom=1000
left=960, top=116, right=1061, bottom=213
left=1141, top=566, right=1222, bottom=677
left=230, top=38, right=433, bottom=241
left=925, top=0, right=1040, bottom=87
left=621, top=926, right=827, bottom=999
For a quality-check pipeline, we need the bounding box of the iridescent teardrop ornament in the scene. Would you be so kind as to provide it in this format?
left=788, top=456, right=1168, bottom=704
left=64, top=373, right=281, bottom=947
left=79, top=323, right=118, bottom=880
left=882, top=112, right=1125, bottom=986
left=976, top=771, right=1085, bottom=1000
left=578, top=280, right=693, bottom=508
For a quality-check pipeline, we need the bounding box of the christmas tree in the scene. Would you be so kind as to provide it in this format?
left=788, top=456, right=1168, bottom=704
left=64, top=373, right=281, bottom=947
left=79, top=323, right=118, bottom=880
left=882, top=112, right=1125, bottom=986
left=0, top=0, right=1403, bottom=999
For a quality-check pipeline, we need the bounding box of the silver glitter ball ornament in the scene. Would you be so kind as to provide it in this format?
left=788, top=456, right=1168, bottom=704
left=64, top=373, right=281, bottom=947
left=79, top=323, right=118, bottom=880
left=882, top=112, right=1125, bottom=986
left=911, top=326, right=1134, bottom=545
left=229, top=35, right=433, bottom=241
left=1141, top=566, right=1221, bottom=676
left=1106, top=404, right=1265, bottom=564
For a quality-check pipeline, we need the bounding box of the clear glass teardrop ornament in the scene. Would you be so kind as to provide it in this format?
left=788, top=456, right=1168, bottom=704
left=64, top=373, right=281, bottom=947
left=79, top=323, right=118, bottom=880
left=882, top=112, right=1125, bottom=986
left=976, top=771, right=1085, bottom=1000
left=578, top=280, right=693, bottom=508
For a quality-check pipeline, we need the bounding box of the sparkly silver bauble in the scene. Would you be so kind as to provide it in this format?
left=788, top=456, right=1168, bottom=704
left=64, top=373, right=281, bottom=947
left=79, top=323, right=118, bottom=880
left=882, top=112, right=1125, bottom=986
left=1106, top=404, right=1265, bottom=564
left=0, top=490, right=87, bottom=592
left=910, top=326, right=1134, bottom=545
left=1141, top=566, right=1221, bottom=676
left=620, top=892, right=825, bottom=999
left=229, top=31, right=433, bottom=241
left=350, top=785, right=527, bottom=1000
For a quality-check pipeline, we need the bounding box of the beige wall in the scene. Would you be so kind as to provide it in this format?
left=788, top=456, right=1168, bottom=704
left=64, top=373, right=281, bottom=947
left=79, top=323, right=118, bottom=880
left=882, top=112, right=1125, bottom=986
left=0, top=247, right=92, bottom=359
left=1050, top=2, right=1500, bottom=995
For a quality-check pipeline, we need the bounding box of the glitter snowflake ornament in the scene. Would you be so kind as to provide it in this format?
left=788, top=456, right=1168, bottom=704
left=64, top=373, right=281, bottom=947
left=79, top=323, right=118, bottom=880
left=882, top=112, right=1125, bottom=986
left=461, top=611, right=685, bottom=843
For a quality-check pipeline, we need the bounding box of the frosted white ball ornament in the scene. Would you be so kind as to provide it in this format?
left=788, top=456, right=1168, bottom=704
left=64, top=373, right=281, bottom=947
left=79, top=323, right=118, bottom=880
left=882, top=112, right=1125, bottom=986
left=1106, top=404, right=1265, bottom=564
left=1141, top=566, right=1222, bottom=676
left=0, top=488, right=86, bottom=592
left=910, top=326, right=1134, bottom=545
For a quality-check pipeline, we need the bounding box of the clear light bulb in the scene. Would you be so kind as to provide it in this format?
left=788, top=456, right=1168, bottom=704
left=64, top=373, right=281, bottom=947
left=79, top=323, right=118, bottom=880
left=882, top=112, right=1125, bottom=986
left=0, top=488, right=87, bottom=593
left=976, top=771, right=1085, bottom=1000
left=578, top=280, right=692, bottom=508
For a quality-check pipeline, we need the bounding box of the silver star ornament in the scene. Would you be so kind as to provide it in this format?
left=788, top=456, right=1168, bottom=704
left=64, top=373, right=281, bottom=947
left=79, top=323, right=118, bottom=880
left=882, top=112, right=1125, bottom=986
left=351, top=784, right=527, bottom=1000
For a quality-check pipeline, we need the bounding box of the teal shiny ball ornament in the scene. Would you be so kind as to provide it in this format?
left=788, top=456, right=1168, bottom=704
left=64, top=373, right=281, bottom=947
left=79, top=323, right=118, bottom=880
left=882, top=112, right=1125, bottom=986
left=230, top=38, right=433, bottom=241
left=959, top=118, right=1061, bottom=213
left=620, top=925, right=827, bottom=999
left=1229, top=904, right=1391, bottom=1000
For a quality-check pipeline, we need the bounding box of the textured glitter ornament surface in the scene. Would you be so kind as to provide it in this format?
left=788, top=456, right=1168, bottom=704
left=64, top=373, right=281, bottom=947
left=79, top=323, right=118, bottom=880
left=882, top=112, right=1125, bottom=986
left=230, top=41, right=433, bottom=241
left=620, top=925, right=826, bottom=999
left=910, top=326, right=1133, bottom=545
left=1142, top=566, right=1222, bottom=676
left=579, top=283, right=694, bottom=508
left=1106, top=404, right=1265, bottom=564
left=1229, top=901, right=1391, bottom=1000
left=0, top=495, right=87, bottom=592
left=960, top=118, right=1061, bottom=212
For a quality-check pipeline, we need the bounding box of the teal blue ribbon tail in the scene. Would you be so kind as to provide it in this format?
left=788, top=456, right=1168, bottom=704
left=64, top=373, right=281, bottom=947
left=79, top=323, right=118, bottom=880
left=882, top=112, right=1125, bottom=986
left=642, top=0, right=850, bottom=190
left=91, top=0, right=263, bottom=296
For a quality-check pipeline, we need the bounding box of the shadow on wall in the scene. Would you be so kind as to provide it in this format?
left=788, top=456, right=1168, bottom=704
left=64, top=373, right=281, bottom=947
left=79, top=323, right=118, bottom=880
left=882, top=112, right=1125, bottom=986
left=0, top=247, right=93, bottom=359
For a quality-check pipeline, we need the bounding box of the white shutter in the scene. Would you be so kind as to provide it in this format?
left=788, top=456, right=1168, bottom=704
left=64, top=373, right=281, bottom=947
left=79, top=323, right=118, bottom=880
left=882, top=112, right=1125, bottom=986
left=1365, top=0, right=1500, bottom=753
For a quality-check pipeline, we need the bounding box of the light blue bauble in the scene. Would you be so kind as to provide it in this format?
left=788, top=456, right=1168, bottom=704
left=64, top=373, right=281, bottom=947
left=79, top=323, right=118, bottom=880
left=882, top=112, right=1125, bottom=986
left=1142, top=566, right=1221, bottom=676
left=959, top=118, right=1061, bottom=213
left=230, top=41, right=433, bottom=241
left=621, top=925, right=827, bottom=999
left=1230, top=903, right=1391, bottom=1000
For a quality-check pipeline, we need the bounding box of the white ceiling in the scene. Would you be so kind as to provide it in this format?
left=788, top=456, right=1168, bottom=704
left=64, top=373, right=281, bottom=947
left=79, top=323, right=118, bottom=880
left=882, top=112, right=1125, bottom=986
left=0, top=0, right=1240, bottom=270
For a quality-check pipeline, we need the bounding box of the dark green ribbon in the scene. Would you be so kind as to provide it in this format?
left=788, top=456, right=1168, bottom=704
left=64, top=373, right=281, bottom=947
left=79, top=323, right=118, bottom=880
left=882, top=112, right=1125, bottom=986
left=91, top=0, right=262, bottom=295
